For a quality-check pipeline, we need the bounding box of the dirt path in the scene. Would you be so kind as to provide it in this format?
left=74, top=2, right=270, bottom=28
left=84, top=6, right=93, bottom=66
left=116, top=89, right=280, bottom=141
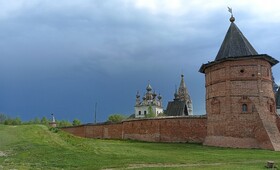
left=102, top=163, right=224, bottom=170
left=103, top=160, right=266, bottom=170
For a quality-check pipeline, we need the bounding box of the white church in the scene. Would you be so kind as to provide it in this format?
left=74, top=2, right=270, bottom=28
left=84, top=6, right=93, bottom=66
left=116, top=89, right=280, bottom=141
left=134, top=74, right=194, bottom=118
left=134, top=83, right=163, bottom=118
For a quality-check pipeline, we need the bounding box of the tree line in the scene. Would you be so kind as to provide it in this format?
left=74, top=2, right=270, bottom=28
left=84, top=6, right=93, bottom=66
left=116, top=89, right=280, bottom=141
left=0, top=113, right=81, bottom=127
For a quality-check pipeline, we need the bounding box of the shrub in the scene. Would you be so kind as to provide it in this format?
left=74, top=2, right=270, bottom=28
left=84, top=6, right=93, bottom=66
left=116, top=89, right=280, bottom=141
left=0, top=113, right=7, bottom=124
left=107, top=114, right=126, bottom=123
left=72, top=119, right=81, bottom=126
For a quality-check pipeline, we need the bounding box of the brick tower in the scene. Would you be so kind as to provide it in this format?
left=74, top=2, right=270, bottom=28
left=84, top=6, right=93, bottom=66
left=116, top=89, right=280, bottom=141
left=199, top=14, right=280, bottom=150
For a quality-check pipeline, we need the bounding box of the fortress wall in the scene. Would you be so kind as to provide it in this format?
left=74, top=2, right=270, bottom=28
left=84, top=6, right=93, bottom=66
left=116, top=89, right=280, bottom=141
left=61, top=125, right=86, bottom=137
left=83, top=123, right=124, bottom=139
left=156, top=117, right=206, bottom=143
left=61, top=116, right=207, bottom=143
left=122, top=119, right=161, bottom=142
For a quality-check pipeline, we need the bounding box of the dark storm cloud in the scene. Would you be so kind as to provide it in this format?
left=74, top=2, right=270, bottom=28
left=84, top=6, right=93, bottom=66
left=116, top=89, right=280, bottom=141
left=0, top=0, right=279, bottom=122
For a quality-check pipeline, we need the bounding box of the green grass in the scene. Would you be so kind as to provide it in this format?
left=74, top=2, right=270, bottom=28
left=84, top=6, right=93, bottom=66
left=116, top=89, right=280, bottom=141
left=0, top=125, right=280, bottom=169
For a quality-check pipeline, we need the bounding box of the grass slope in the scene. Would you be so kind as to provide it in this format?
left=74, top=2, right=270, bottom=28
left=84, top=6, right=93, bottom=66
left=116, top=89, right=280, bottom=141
left=0, top=125, right=280, bottom=169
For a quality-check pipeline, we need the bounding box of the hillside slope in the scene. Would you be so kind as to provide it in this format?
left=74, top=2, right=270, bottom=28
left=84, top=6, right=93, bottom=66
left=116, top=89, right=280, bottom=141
left=1, top=125, right=280, bottom=169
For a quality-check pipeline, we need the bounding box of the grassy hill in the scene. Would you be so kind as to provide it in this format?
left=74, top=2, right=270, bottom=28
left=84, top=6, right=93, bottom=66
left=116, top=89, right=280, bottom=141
left=0, top=125, right=280, bottom=169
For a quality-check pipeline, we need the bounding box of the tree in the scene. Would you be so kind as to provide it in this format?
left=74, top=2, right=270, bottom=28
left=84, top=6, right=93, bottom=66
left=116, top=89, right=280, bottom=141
left=29, top=117, right=41, bottom=124
left=58, top=120, right=72, bottom=127
left=4, top=118, right=13, bottom=125
left=107, top=114, right=126, bottom=123
left=72, top=119, right=81, bottom=126
left=157, top=112, right=166, bottom=117
left=145, top=106, right=156, bottom=118
left=4, top=117, right=21, bottom=125
left=41, top=117, right=49, bottom=125
left=0, top=113, right=7, bottom=124
left=13, top=117, right=22, bottom=125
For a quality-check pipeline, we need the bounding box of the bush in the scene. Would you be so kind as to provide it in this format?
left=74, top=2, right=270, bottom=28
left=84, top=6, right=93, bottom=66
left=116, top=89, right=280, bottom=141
left=41, top=117, right=49, bottom=125
left=145, top=113, right=156, bottom=118
left=157, top=112, right=166, bottom=117
left=27, top=117, right=41, bottom=124
left=107, top=114, right=126, bottom=123
left=58, top=120, right=72, bottom=127
left=49, top=127, right=59, bottom=133
left=72, top=119, right=81, bottom=126
left=0, top=113, right=7, bottom=124
left=145, top=106, right=156, bottom=118
left=4, top=117, right=21, bottom=125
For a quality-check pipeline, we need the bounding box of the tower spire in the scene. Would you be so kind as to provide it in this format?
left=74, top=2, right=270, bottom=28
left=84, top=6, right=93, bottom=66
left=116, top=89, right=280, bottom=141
left=214, top=8, right=258, bottom=61
left=228, top=7, right=235, bottom=22
left=178, top=74, right=190, bottom=101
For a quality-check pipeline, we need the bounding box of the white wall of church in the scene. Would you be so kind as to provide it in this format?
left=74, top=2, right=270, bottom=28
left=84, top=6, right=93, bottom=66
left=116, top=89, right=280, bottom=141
left=135, top=106, right=163, bottom=118
left=187, top=104, right=193, bottom=115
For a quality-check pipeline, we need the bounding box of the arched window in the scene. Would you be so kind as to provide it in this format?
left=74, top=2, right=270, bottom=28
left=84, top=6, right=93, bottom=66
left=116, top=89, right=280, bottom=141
left=242, top=104, right=248, bottom=112
left=139, top=111, right=141, bottom=115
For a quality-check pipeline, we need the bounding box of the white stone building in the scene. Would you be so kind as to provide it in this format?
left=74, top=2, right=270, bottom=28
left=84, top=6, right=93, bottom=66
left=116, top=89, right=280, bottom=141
left=134, top=83, right=163, bottom=118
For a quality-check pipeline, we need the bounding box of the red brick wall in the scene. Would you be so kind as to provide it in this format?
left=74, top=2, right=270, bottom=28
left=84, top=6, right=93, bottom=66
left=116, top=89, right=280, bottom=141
left=61, top=116, right=207, bottom=143
left=62, top=125, right=86, bottom=137
left=203, top=58, right=280, bottom=150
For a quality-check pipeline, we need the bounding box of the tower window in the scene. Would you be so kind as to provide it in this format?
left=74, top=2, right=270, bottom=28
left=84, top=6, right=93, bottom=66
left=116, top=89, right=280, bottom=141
left=267, top=68, right=270, bottom=77
left=242, top=104, right=248, bottom=112
left=144, top=111, right=147, bottom=115
left=139, top=111, right=141, bottom=115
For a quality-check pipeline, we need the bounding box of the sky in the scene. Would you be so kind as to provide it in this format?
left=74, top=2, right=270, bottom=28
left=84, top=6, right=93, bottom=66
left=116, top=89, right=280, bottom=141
left=0, top=0, right=280, bottom=123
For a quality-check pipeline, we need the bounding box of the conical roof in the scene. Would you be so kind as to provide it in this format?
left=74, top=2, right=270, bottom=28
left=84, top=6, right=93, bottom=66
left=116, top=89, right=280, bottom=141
left=177, top=74, right=191, bottom=101
left=199, top=17, right=279, bottom=74
left=146, top=83, right=152, bottom=92
left=215, top=21, right=258, bottom=61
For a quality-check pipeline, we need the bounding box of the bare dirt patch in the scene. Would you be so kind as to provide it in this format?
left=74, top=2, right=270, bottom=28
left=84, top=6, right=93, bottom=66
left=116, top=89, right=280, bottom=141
left=0, top=151, right=7, bottom=157
left=102, top=163, right=225, bottom=170
left=102, top=160, right=266, bottom=170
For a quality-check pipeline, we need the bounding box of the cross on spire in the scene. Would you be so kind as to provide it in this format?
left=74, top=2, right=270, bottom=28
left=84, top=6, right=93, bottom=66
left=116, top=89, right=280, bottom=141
left=228, top=7, right=235, bottom=22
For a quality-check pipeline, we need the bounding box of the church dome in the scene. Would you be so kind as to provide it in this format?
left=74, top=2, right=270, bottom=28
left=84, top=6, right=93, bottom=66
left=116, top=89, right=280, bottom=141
left=158, top=94, right=162, bottom=100
left=146, top=83, right=152, bottom=92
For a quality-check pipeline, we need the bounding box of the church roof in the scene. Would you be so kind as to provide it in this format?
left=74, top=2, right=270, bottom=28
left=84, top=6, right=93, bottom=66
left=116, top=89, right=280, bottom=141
left=178, top=74, right=191, bottom=101
left=199, top=16, right=279, bottom=73
left=146, top=83, right=152, bottom=92
left=215, top=21, right=258, bottom=61
left=165, top=100, right=188, bottom=116
left=276, top=87, right=280, bottom=109
left=179, top=75, right=186, bottom=88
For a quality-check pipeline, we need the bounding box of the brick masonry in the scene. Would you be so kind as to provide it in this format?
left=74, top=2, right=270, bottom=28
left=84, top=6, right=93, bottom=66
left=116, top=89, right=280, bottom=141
left=61, top=58, right=280, bottom=150
left=61, top=113, right=280, bottom=149
left=203, top=58, right=280, bottom=151
left=61, top=116, right=207, bottom=143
